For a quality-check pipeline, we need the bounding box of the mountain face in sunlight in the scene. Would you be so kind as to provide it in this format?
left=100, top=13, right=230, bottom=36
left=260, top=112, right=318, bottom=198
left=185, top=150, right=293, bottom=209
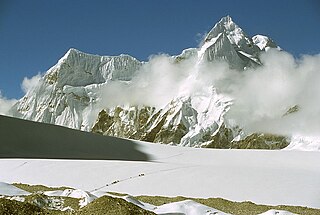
left=8, top=16, right=319, bottom=150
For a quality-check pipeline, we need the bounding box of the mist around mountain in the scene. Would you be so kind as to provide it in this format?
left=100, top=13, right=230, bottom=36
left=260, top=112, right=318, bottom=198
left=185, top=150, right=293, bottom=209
left=3, top=16, right=320, bottom=150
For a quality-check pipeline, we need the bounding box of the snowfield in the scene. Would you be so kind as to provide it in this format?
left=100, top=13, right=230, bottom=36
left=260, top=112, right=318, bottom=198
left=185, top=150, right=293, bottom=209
left=0, top=115, right=320, bottom=213
left=1, top=146, right=320, bottom=209
left=0, top=182, right=30, bottom=196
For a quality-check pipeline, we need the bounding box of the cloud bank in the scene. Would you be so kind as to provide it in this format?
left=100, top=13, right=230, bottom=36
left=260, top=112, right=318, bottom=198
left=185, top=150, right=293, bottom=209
left=0, top=73, right=40, bottom=115
left=97, top=49, right=320, bottom=137
left=6, top=48, right=320, bottom=138
left=99, top=54, right=196, bottom=108
left=223, top=50, right=320, bottom=136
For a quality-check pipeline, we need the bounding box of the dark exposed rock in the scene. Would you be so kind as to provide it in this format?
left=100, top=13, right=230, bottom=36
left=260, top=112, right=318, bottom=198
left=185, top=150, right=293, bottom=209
left=91, top=109, right=114, bottom=135
left=205, top=124, right=234, bottom=148
left=92, top=106, right=289, bottom=150
left=0, top=198, right=45, bottom=215
left=283, top=105, right=300, bottom=117
left=231, top=133, right=289, bottom=149
left=154, top=123, right=188, bottom=144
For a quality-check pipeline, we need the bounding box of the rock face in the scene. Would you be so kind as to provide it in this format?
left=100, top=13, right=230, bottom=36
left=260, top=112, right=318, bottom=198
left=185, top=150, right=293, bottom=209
left=91, top=93, right=234, bottom=147
left=230, top=133, right=289, bottom=149
left=10, top=16, right=289, bottom=149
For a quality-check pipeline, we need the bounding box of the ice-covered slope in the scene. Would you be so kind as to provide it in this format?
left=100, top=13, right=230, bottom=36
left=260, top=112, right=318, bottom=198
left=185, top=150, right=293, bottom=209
left=284, top=135, right=320, bottom=151
left=152, top=200, right=230, bottom=215
left=0, top=116, right=320, bottom=209
left=9, top=48, right=142, bottom=130
left=259, top=210, right=298, bottom=215
left=252, top=35, right=280, bottom=51
left=0, top=182, right=30, bottom=196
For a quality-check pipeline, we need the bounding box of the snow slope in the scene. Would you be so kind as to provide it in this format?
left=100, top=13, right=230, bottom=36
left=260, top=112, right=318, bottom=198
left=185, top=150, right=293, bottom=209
left=0, top=115, right=319, bottom=209
left=259, top=210, right=297, bottom=215
left=2, top=145, right=320, bottom=209
left=153, top=200, right=230, bottom=215
left=252, top=35, right=280, bottom=51
left=9, top=48, right=142, bottom=131
left=285, top=135, right=320, bottom=151
left=0, top=115, right=148, bottom=161
left=0, top=182, right=30, bottom=196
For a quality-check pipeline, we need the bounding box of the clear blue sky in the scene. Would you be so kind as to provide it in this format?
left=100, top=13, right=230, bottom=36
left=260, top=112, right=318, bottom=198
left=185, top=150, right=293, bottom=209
left=1, top=0, right=319, bottom=99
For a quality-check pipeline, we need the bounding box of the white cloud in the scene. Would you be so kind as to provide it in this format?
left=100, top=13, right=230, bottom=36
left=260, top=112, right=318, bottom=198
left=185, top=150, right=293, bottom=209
left=223, top=50, right=320, bottom=136
left=0, top=92, right=17, bottom=115
left=95, top=48, right=320, bottom=137
left=98, top=54, right=195, bottom=108
left=21, top=73, right=42, bottom=94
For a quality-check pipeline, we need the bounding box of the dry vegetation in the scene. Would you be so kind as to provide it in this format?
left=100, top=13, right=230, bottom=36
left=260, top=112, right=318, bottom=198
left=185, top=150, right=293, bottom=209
left=2, top=184, right=319, bottom=214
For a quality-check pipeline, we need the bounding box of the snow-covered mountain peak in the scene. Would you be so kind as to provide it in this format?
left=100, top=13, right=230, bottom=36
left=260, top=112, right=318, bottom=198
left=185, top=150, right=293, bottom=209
left=45, top=49, right=142, bottom=88
left=204, top=15, right=245, bottom=45
left=10, top=49, right=142, bottom=130
left=197, top=16, right=262, bottom=70
left=57, top=48, right=84, bottom=64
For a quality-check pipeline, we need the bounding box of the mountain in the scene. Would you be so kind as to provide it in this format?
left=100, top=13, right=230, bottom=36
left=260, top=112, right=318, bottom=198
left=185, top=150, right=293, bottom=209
left=9, top=16, right=294, bottom=149
left=10, top=49, right=142, bottom=130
